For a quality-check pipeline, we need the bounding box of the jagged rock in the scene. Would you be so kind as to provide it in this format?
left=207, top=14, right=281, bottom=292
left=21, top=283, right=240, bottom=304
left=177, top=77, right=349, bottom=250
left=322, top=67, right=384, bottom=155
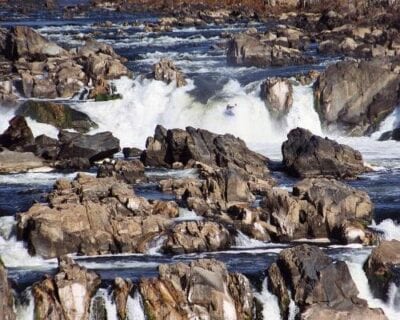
left=32, top=134, right=60, bottom=160
left=0, top=116, right=34, bottom=151
left=152, top=58, right=187, bottom=87
left=282, top=127, right=366, bottom=178
left=0, top=148, right=45, bottom=173
left=97, top=159, right=145, bottom=184
left=227, top=32, right=313, bottom=67
left=0, top=260, right=16, bottom=320
left=260, top=77, right=293, bottom=118
left=17, top=174, right=173, bottom=258
left=261, top=178, right=374, bottom=242
left=314, top=59, right=400, bottom=135
left=140, top=259, right=253, bottom=320
left=5, top=25, right=68, bottom=60
left=379, top=127, right=400, bottom=141
left=364, top=240, right=400, bottom=301
left=164, top=221, right=232, bottom=254
left=33, top=256, right=101, bottom=320
left=113, top=278, right=133, bottom=320
left=57, top=130, right=120, bottom=163
left=17, top=101, right=97, bottom=133
left=141, top=126, right=270, bottom=180
left=267, top=244, right=387, bottom=319
left=0, top=80, right=17, bottom=105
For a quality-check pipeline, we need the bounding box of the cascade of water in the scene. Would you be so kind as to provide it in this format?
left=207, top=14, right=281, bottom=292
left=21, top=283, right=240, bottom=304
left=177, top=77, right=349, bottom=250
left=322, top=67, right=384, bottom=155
left=233, top=231, right=269, bottom=248
left=254, top=278, right=282, bottom=320
left=15, top=288, right=35, bottom=320
left=126, top=290, right=146, bottom=320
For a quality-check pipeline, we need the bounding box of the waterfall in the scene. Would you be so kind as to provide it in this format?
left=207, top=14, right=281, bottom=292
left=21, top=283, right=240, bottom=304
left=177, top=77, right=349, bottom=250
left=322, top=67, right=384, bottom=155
left=126, top=290, right=146, bottom=320
left=233, top=231, right=269, bottom=248
left=89, top=288, right=118, bottom=320
left=15, top=288, right=35, bottom=320
left=254, top=278, right=282, bottom=320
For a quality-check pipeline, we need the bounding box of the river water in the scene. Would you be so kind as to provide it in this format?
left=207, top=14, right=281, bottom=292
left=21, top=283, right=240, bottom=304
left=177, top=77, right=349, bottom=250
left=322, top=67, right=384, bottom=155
left=1, top=4, right=400, bottom=320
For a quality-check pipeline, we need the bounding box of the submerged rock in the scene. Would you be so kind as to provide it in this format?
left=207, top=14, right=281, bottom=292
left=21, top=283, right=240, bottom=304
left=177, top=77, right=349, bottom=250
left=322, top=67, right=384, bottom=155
left=17, top=101, right=97, bottom=133
left=140, top=259, right=253, bottom=320
left=282, top=127, right=366, bottom=178
left=0, top=260, right=16, bottom=320
left=364, top=240, right=400, bottom=301
left=314, top=59, right=400, bottom=136
left=261, top=178, right=374, bottom=243
left=33, top=256, right=100, bottom=320
left=268, top=244, right=387, bottom=319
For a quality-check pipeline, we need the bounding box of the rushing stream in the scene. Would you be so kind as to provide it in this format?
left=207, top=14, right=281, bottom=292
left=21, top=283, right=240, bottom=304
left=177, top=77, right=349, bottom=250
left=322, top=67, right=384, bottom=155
left=1, top=3, right=400, bottom=320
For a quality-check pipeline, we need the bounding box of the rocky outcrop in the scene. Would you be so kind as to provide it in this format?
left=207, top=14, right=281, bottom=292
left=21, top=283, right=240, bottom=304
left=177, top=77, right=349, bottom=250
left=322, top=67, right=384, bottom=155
left=0, top=148, right=45, bottom=173
left=379, top=127, right=400, bottom=141
left=17, top=101, right=97, bottom=133
left=0, top=115, right=34, bottom=151
left=141, top=126, right=270, bottom=180
left=364, top=240, right=400, bottom=301
left=57, top=130, right=120, bottom=163
left=17, top=174, right=175, bottom=258
left=140, top=259, right=253, bottom=320
left=260, top=77, right=293, bottom=118
left=33, top=256, right=101, bottom=320
left=267, top=244, right=387, bottom=319
left=314, top=59, right=400, bottom=135
left=261, top=178, right=374, bottom=242
left=152, top=58, right=187, bottom=87
left=227, top=32, right=313, bottom=67
left=1, top=26, right=129, bottom=100
left=0, top=260, right=16, bottom=320
left=97, top=159, right=146, bottom=184
left=164, top=221, right=232, bottom=254
left=282, top=128, right=366, bottom=178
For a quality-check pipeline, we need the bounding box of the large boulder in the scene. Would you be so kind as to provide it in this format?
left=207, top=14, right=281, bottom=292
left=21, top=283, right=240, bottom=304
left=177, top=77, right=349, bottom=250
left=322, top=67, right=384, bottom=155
left=140, top=259, right=253, bottom=320
left=97, top=159, right=146, bottom=184
left=152, top=58, right=187, bottom=87
left=267, top=244, right=387, bottom=319
left=314, top=59, right=400, bottom=135
left=57, top=130, right=120, bottom=163
left=261, top=178, right=374, bottom=242
left=364, top=240, right=400, bottom=301
left=260, top=77, right=293, bottom=118
left=33, top=256, right=101, bottom=320
left=5, top=25, right=67, bottom=60
left=164, top=221, right=232, bottom=254
left=0, top=115, right=34, bottom=151
left=17, top=101, right=97, bottom=133
left=141, top=126, right=270, bottom=180
left=17, top=174, right=174, bottom=258
left=113, top=278, right=133, bottom=320
left=0, top=261, right=16, bottom=320
left=282, top=128, right=366, bottom=178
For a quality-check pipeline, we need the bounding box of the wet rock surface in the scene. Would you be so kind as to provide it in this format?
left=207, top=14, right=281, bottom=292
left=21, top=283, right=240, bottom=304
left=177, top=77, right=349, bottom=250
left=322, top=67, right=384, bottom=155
left=0, top=260, right=16, bottom=320
left=364, top=240, right=400, bottom=301
left=282, top=127, right=366, bottom=178
left=140, top=259, right=253, bottom=320
left=268, top=244, right=387, bottom=319
left=151, top=58, right=187, bottom=87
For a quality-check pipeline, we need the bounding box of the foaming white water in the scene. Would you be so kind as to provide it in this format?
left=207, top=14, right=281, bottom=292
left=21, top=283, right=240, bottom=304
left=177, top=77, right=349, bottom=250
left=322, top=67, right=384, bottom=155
left=15, top=288, right=34, bottom=320
left=371, top=219, right=400, bottom=240
left=71, top=77, right=326, bottom=150
left=0, top=171, right=78, bottom=185
left=254, top=278, right=281, bottom=320
left=286, top=84, right=322, bottom=136
left=174, top=208, right=204, bottom=222
left=371, top=107, right=400, bottom=139
left=0, top=216, right=56, bottom=268
left=146, top=235, right=167, bottom=255
left=90, top=289, right=118, bottom=320
left=25, top=117, right=59, bottom=139
left=233, top=231, right=269, bottom=248
left=346, top=258, right=400, bottom=320
left=126, top=290, right=146, bottom=320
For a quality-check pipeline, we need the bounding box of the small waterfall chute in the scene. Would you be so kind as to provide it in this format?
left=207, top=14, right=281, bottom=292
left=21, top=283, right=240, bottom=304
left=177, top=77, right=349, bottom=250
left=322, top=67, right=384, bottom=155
left=126, top=290, right=146, bottom=320
left=254, top=278, right=281, bottom=320
left=15, top=288, right=35, bottom=320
